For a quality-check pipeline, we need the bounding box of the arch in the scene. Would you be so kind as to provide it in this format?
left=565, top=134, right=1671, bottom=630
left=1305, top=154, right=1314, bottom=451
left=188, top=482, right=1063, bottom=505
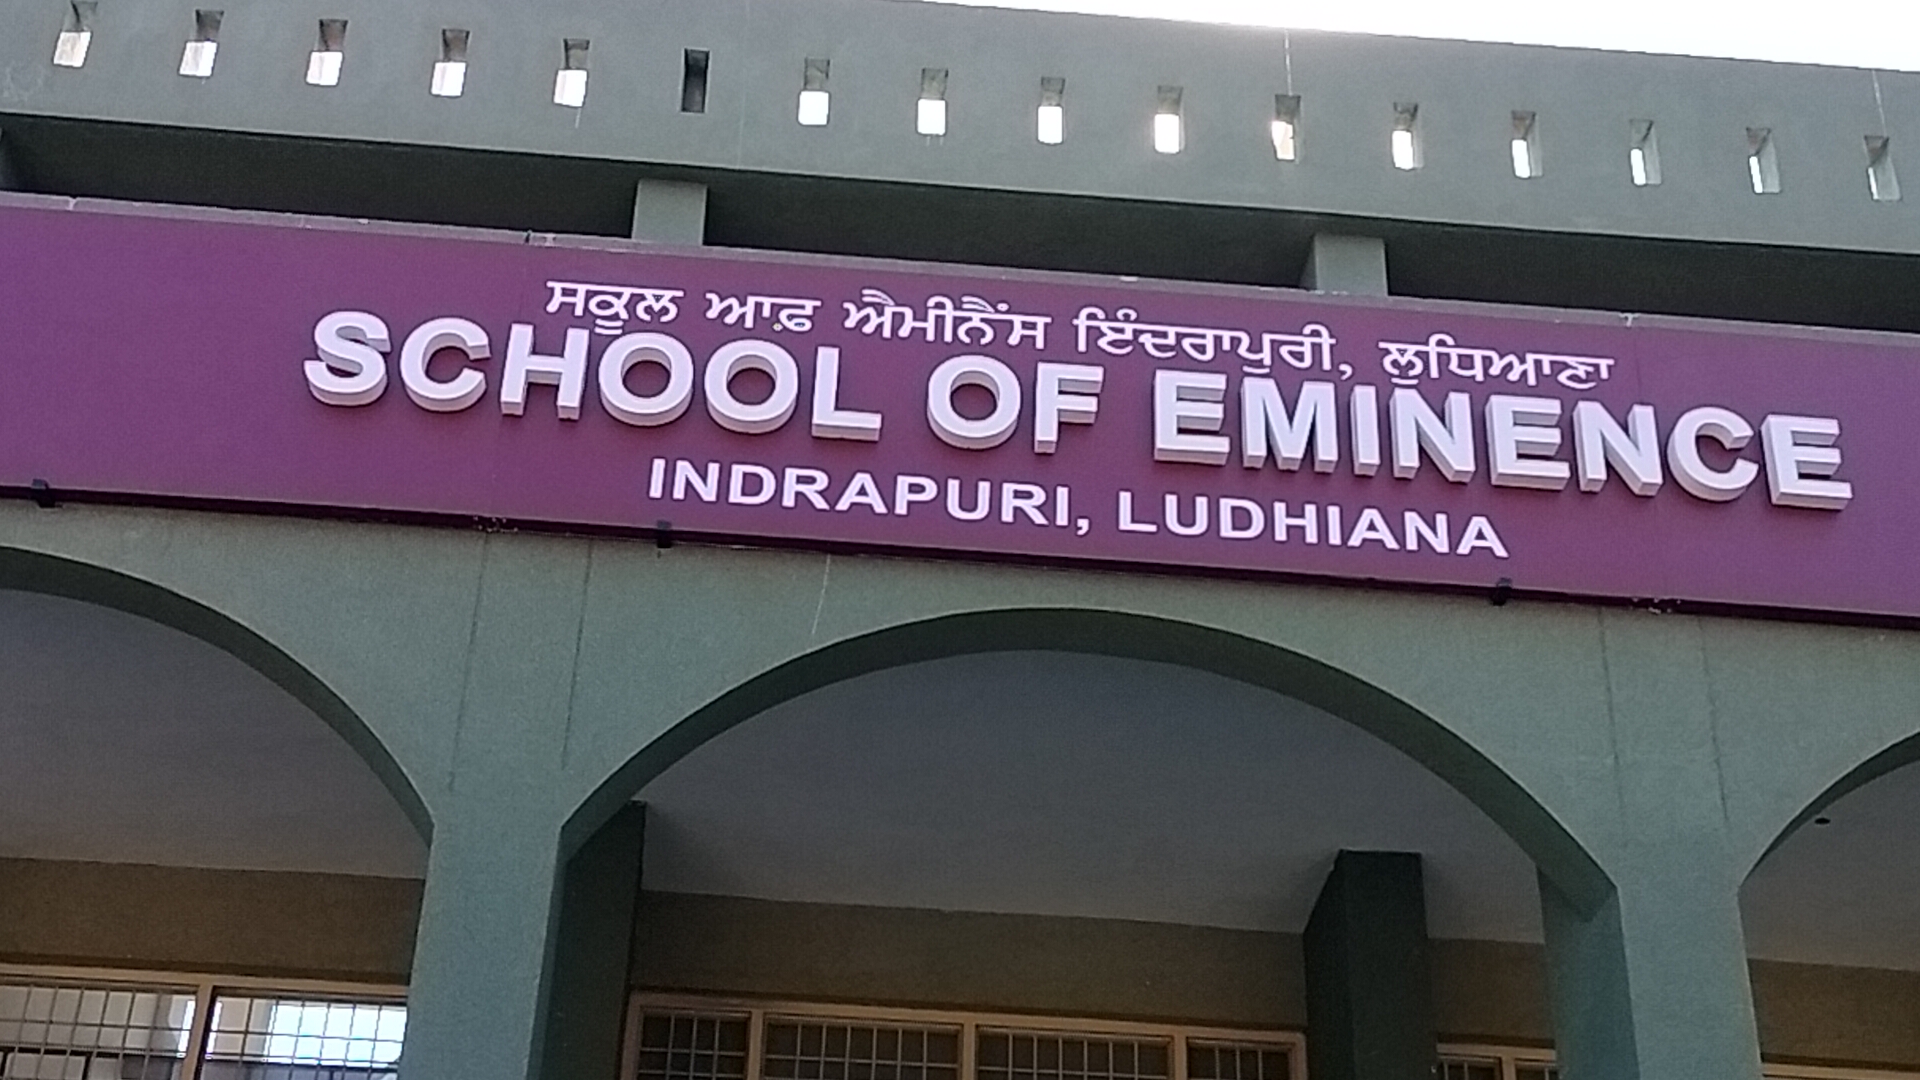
left=0, top=545, right=431, bottom=841
left=1750, top=728, right=1920, bottom=873
left=564, top=606, right=1610, bottom=912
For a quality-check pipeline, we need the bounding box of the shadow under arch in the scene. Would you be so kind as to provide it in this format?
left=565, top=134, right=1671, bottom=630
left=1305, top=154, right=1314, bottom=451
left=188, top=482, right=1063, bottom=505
left=565, top=606, right=1609, bottom=911
left=0, top=545, right=431, bottom=842
left=1752, top=728, right=1920, bottom=873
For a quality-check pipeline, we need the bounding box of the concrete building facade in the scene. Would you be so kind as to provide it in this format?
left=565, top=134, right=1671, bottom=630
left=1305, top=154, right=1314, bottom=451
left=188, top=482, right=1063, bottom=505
left=3, top=3, right=1920, bottom=1080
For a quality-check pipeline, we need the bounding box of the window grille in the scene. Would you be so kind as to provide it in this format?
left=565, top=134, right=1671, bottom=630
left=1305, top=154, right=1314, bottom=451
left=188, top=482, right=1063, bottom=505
left=1438, top=1058, right=1501, bottom=1080
left=200, top=994, right=406, bottom=1080
left=0, top=967, right=404, bottom=1080
left=976, top=1030, right=1166, bottom=1080
left=1187, top=1040, right=1289, bottom=1080
left=625, top=997, right=1298, bottom=1080
left=0, top=976, right=196, bottom=1080
left=766, top=1019, right=957, bottom=1080
left=1444, top=1045, right=1920, bottom=1080
left=632, top=1011, right=750, bottom=1080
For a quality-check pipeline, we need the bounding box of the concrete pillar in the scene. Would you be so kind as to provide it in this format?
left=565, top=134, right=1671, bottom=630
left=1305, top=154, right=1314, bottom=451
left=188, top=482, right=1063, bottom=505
left=631, top=180, right=707, bottom=244
left=539, top=804, right=647, bottom=1080
left=398, top=538, right=593, bottom=1080
left=1302, top=851, right=1436, bottom=1080
left=1299, top=234, right=1387, bottom=296
left=404, top=801, right=564, bottom=1080
left=1541, top=611, right=1765, bottom=1080
left=1542, top=854, right=1763, bottom=1080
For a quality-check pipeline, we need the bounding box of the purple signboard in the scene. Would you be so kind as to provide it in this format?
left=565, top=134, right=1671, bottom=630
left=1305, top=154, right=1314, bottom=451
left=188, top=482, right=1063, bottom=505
left=0, top=201, right=1903, bottom=618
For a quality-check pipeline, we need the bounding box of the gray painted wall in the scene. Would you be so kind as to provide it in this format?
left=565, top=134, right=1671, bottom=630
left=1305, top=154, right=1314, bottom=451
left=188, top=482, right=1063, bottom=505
left=4, top=0, right=1920, bottom=254
left=9, top=499, right=1920, bottom=1079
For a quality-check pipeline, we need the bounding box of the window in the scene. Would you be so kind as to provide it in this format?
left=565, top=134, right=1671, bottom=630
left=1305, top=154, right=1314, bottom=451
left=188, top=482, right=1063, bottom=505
left=1510, top=111, right=1541, bottom=179
left=977, top=1030, right=1162, bottom=1080
left=306, top=19, right=346, bottom=87
left=1628, top=119, right=1662, bottom=186
left=1391, top=102, right=1421, bottom=170
left=1189, top=1040, right=1290, bottom=1080
left=178, top=10, right=221, bottom=79
left=553, top=39, right=589, bottom=108
left=202, top=994, right=406, bottom=1078
left=1748, top=127, right=1781, bottom=193
left=1866, top=136, right=1901, bottom=202
left=1037, top=78, right=1065, bottom=145
left=51, top=1, right=95, bottom=68
left=1443, top=1044, right=1920, bottom=1080
left=917, top=69, right=950, bottom=137
left=1270, top=96, right=1300, bottom=162
left=625, top=998, right=1302, bottom=1080
left=1439, top=1046, right=1556, bottom=1080
left=1153, top=86, right=1183, bottom=155
left=431, top=29, right=469, bottom=98
left=798, top=59, right=831, bottom=126
left=632, top=1011, right=749, bottom=1080
left=0, top=975, right=196, bottom=1080
left=770, top=1019, right=956, bottom=1080
left=0, top=965, right=405, bottom=1080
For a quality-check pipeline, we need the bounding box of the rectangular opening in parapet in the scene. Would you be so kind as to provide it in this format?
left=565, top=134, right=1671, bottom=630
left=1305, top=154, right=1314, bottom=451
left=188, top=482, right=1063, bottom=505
left=1154, top=86, right=1183, bottom=154
left=433, top=29, right=469, bottom=97
left=1867, top=136, right=1901, bottom=201
left=1391, top=102, right=1421, bottom=170
left=1510, top=110, right=1541, bottom=178
left=1037, top=77, right=1065, bottom=144
left=1747, top=127, right=1781, bottom=193
left=52, top=1, right=96, bottom=68
left=917, top=68, right=949, bottom=136
left=798, top=58, right=830, bottom=125
left=1272, top=94, right=1300, bottom=161
left=179, top=10, right=221, bottom=78
left=554, top=39, right=589, bottom=107
left=681, top=49, right=710, bottom=113
left=1628, top=119, right=1662, bottom=186
left=306, top=19, right=346, bottom=87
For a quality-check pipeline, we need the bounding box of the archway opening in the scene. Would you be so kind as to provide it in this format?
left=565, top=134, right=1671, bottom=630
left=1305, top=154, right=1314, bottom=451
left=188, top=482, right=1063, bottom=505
left=0, top=587, right=428, bottom=1080
left=558, top=620, right=1597, bottom=1080
left=1742, top=741, right=1920, bottom=1077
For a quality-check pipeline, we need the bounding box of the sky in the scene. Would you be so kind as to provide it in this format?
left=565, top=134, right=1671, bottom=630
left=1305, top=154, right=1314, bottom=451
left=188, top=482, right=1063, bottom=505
left=922, top=0, right=1920, bottom=72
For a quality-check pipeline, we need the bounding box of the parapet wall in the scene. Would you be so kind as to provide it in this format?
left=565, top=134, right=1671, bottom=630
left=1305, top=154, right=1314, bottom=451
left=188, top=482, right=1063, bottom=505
left=3, top=0, right=1919, bottom=255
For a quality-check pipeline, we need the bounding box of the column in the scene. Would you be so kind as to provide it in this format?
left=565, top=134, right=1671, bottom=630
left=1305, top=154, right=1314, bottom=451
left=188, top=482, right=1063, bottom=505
left=399, top=537, right=594, bottom=1080
left=1299, top=234, right=1387, bottom=296
left=1541, top=612, right=1765, bottom=1080
left=539, top=804, right=648, bottom=1080
left=1542, top=849, right=1763, bottom=1080
left=403, top=801, right=566, bottom=1080
left=631, top=180, right=707, bottom=244
left=1302, top=851, right=1437, bottom=1080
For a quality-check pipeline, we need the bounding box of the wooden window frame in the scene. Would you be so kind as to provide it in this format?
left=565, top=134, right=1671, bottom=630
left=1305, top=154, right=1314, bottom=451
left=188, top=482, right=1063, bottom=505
left=624, top=993, right=1308, bottom=1080
left=0, top=961, right=406, bottom=1080
left=1441, top=1042, right=1920, bottom=1080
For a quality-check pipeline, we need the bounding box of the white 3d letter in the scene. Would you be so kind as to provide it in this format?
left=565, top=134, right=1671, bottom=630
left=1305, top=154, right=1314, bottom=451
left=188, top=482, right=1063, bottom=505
left=400, top=317, right=490, bottom=412
left=307, top=311, right=390, bottom=406
left=705, top=339, right=800, bottom=434
left=1033, top=362, right=1105, bottom=453
left=598, top=333, right=694, bottom=427
left=927, top=355, right=1022, bottom=450
left=1668, top=406, right=1758, bottom=502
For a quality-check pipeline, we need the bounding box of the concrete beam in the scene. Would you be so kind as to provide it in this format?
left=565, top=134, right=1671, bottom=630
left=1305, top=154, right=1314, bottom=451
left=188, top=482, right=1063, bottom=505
left=632, top=180, right=707, bottom=245
left=1303, top=851, right=1436, bottom=1080
left=1299, top=234, right=1388, bottom=296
